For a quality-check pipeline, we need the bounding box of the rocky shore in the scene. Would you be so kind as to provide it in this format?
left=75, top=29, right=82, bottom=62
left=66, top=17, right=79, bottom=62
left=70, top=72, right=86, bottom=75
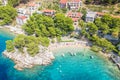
left=0, top=25, right=24, bottom=34
left=3, top=48, right=55, bottom=70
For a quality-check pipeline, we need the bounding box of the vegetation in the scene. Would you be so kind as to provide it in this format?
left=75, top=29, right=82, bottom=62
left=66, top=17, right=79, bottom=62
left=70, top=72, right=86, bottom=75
left=6, top=13, right=74, bottom=55
left=91, top=45, right=102, bottom=52
left=23, top=13, right=74, bottom=37
left=80, top=14, right=120, bottom=53
left=0, top=5, right=17, bottom=25
left=85, top=0, right=120, bottom=5
left=6, top=34, right=50, bottom=56
left=8, top=0, right=29, bottom=7
left=6, top=40, right=14, bottom=52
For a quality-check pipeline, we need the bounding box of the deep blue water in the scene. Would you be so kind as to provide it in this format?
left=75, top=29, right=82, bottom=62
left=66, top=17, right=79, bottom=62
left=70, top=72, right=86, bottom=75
left=0, top=29, right=120, bottom=80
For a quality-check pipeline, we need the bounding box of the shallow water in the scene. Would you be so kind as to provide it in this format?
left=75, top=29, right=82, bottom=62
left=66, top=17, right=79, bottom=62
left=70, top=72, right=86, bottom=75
left=0, top=29, right=120, bottom=80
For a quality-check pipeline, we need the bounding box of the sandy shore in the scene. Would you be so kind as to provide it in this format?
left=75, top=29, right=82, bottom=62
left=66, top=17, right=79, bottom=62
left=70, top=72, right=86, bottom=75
left=48, top=41, right=111, bottom=59
left=48, top=41, right=90, bottom=52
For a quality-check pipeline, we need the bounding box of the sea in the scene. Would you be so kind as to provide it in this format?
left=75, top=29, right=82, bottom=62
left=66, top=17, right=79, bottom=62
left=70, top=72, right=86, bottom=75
left=0, top=29, right=120, bottom=80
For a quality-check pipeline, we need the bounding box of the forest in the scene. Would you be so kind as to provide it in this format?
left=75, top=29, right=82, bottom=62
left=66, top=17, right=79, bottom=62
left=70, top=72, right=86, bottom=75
left=80, top=14, right=120, bottom=54
left=85, top=0, right=120, bottom=5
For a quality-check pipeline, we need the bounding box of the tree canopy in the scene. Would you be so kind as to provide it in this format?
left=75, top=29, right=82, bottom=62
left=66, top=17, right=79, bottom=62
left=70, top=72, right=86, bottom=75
left=8, top=0, right=30, bottom=7
left=80, top=14, right=120, bottom=53
left=23, top=14, right=74, bottom=37
left=85, top=0, right=120, bottom=5
left=6, top=34, right=50, bottom=56
left=0, top=5, right=17, bottom=25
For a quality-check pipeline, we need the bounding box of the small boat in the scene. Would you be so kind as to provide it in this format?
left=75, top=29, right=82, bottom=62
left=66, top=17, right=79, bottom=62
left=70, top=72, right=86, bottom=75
left=69, top=52, right=72, bottom=56
left=90, top=56, right=94, bottom=59
left=61, top=53, right=65, bottom=57
left=74, top=53, right=76, bottom=56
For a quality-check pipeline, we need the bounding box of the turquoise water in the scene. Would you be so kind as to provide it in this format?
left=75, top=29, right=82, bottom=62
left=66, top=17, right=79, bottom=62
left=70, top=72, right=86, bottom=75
left=0, top=29, right=120, bottom=80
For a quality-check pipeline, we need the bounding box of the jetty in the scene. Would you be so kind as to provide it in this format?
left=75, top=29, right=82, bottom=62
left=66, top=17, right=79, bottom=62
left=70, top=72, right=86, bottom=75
left=111, top=55, right=120, bottom=69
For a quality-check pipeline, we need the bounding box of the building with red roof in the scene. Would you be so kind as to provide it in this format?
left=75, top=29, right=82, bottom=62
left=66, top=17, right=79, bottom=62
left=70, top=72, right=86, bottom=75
left=67, top=11, right=82, bottom=18
left=16, top=16, right=27, bottom=25
left=42, top=9, right=56, bottom=16
left=28, top=3, right=37, bottom=12
left=27, top=2, right=41, bottom=15
left=67, top=11, right=82, bottom=25
left=60, top=0, right=82, bottom=10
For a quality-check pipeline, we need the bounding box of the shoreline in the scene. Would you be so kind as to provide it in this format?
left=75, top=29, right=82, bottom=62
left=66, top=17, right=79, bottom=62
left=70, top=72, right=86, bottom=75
left=48, top=41, right=111, bottom=58
left=3, top=40, right=113, bottom=70
left=3, top=41, right=91, bottom=70
left=3, top=47, right=55, bottom=70
left=0, top=25, right=24, bottom=35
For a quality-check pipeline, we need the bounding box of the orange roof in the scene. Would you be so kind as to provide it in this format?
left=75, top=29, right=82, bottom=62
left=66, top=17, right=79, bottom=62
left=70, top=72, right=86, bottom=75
left=43, top=9, right=55, bottom=12
left=17, top=16, right=27, bottom=20
left=72, top=18, right=79, bottom=22
left=67, top=11, right=82, bottom=18
left=60, top=0, right=80, bottom=4
left=60, top=0, right=67, bottom=4
left=28, top=3, right=36, bottom=7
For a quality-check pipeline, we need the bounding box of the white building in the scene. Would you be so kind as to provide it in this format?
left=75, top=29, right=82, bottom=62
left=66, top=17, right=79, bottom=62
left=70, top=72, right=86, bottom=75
left=17, top=8, right=27, bottom=15
left=2, top=0, right=7, bottom=6
left=27, top=2, right=41, bottom=15
left=16, top=16, right=27, bottom=25
left=85, top=11, right=96, bottom=22
left=60, top=0, right=82, bottom=10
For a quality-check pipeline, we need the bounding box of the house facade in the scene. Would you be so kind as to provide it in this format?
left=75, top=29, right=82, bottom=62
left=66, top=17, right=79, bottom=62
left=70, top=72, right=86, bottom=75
left=17, top=8, right=27, bottom=15
left=16, top=16, right=27, bottom=25
left=67, top=11, right=82, bottom=26
left=60, top=0, right=67, bottom=8
left=27, top=2, right=40, bottom=15
left=60, top=0, right=82, bottom=10
left=17, top=8, right=31, bottom=18
left=85, top=11, right=96, bottom=22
